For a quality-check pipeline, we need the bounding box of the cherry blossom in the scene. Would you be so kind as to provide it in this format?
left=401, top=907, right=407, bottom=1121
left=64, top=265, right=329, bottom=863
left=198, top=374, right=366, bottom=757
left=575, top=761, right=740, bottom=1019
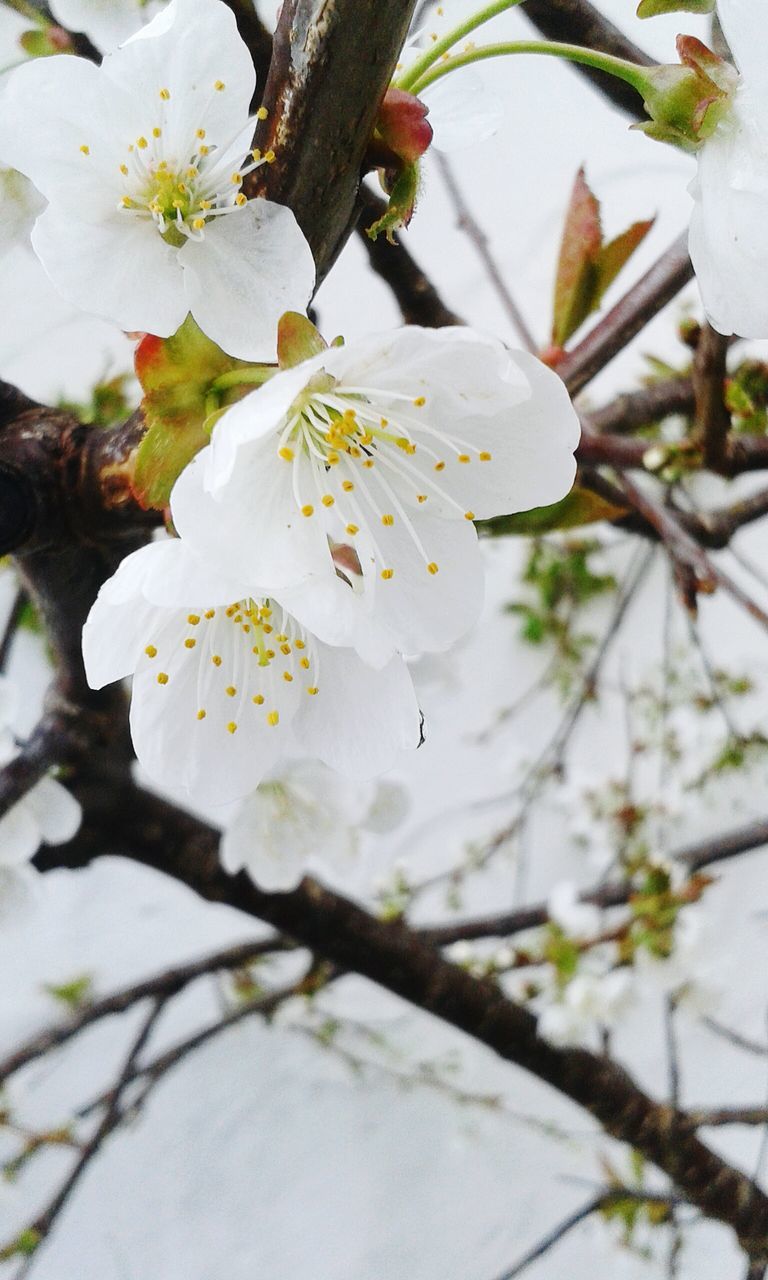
left=0, top=0, right=315, bottom=358
left=82, top=538, right=422, bottom=805
left=171, top=326, right=579, bottom=657
left=48, top=0, right=168, bottom=53
left=688, top=0, right=768, bottom=337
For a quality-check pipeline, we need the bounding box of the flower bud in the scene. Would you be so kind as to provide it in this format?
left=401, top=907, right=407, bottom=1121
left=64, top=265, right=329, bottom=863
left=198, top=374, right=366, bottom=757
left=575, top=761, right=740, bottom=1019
left=634, top=36, right=738, bottom=152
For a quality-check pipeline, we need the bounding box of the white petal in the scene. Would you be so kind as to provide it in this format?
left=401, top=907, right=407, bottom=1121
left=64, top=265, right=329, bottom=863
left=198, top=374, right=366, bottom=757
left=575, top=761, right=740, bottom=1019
left=180, top=200, right=316, bottom=361
left=0, top=167, right=44, bottom=260
left=716, top=0, right=768, bottom=90
left=32, top=206, right=188, bottom=336
left=423, top=71, right=502, bottom=152
left=48, top=0, right=165, bottom=52
left=23, top=777, right=82, bottom=845
left=295, top=644, right=421, bottom=779
left=101, top=0, right=255, bottom=153
left=0, top=802, right=40, bottom=865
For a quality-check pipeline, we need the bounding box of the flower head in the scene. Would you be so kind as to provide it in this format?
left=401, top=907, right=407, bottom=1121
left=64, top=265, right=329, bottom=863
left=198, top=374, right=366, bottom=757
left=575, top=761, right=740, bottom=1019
left=688, top=0, right=768, bottom=337
left=82, top=538, right=422, bottom=804
left=171, top=326, right=579, bottom=657
left=0, top=0, right=315, bottom=358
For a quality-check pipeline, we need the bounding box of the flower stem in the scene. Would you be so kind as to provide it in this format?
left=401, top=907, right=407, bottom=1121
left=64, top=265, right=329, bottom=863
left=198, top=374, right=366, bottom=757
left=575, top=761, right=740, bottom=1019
left=1, top=0, right=44, bottom=24
left=395, top=0, right=527, bottom=92
left=408, top=39, right=648, bottom=99
left=211, top=366, right=277, bottom=393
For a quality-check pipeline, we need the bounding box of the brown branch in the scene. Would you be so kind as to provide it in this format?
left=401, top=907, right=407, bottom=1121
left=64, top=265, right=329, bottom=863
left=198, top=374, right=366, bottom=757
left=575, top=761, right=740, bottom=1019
left=0, top=588, right=26, bottom=672
left=0, top=936, right=292, bottom=1086
left=357, top=187, right=463, bottom=327
left=694, top=323, right=731, bottom=473
left=690, top=1108, right=768, bottom=1129
left=248, top=0, right=420, bottom=280
left=33, top=786, right=768, bottom=1258
left=590, top=378, right=695, bottom=435
left=558, top=233, right=693, bottom=397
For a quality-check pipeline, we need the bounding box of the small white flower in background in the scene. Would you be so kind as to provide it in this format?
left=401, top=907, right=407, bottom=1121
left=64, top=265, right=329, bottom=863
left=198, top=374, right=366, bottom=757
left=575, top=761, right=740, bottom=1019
left=0, top=0, right=315, bottom=358
left=82, top=537, right=422, bottom=805
left=172, top=326, right=579, bottom=657
left=688, top=0, right=768, bottom=338
left=537, top=969, right=634, bottom=1048
left=0, top=680, right=82, bottom=902
left=221, top=761, right=408, bottom=891
left=634, top=906, right=719, bottom=1012
left=48, top=0, right=168, bottom=53
left=547, top=880, right=601, bottom=940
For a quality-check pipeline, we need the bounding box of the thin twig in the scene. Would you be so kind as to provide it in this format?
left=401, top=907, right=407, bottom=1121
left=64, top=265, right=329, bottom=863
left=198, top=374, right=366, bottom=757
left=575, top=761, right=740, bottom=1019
left=693, top=322, right=731, bottom=473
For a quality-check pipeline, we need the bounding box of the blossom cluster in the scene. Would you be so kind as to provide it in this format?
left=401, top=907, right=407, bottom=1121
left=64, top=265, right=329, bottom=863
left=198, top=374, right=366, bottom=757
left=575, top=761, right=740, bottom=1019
left=0, top=0, right=582, bottom=884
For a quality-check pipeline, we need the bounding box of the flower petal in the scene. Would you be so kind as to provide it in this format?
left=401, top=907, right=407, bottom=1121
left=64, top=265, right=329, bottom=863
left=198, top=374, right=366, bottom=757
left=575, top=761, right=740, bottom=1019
left=31, top=205, right=188, bottom=336
left=295, top=643, right=421, bottom=778
left=180, top=199, right=316, bottom=361
left=23, top=777, right=82, bottom=845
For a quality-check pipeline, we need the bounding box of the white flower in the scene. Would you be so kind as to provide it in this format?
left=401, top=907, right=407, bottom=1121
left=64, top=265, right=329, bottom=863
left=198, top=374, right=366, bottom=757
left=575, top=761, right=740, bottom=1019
left=537, top=970, right=634, bottom=1047
left=688, top=0, right=768, bottom=338
left=547, top=880, right=601, bottom=940
left=48, top=0, right=168, bottom=53
left=221, top=760, right=404, bottom=891
left=0, top=0, right=315, bottom=358
left=0, top=680, right=82, bottom=879
left=82, top=537, right=422, bottom=805
left=171, top=327, right=579, bottom=657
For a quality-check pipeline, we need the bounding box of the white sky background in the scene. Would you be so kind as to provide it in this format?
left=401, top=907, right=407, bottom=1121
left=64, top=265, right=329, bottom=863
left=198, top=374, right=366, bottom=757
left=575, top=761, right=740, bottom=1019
left=3, top=2, right=768, bottom=1278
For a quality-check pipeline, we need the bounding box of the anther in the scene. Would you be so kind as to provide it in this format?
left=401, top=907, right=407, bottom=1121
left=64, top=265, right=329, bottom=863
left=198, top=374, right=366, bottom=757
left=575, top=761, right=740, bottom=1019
left=188, top=615, right=200, bottom=625
left=79, top=144, right=90, bottom=155
left=479, top=451, right=492, bottom=461
left=256, top=106, right=269, bottom=120
left=381, top=568, right=394, bottom=580
left=427, top=562, right=439, bottom=575
left=227, top=721, right=237, bottom=734
left=413, top=396, right=426, bottom=407
left=145, top=645, right=157, bottom=658
left=253, top=694, right=264, bottom=705
left=157, top=672, right=169, bottom=685
left=464, top=511, right=475, bottom=521
left=225, top=686, right=236, bottom=697
left=214, top=80, right=226, bottom=91
left=278, top=446, right=294, bottom=461
left=342, top=480, right=354, bottom=492
left=346, top=523, right=358, bottom=536
left=159, top=87, right=171, bottom=100
left=307, top=687, right=319, bottom=696
left=458, top=454, right=470, bottom=464
left=301, top=504, right=314, bottom=517
left=283, top=672, right=293, bottom=682
left=184, top=638, right=196, bottom=649
left=267, top=710, right=280, bottom=726
left=212, top=655, right=222, bottom=666
left=322, top=494, right=335, bottom=507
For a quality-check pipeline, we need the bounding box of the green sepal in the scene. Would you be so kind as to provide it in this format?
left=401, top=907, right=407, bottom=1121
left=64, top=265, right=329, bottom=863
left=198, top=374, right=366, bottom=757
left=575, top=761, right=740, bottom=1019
left=367, top=162, right=421, bottom=243
left=637, top=0, right=714, bottom=15
left=277, top=311, right=327, bottom=369
left=133, top=316, right=251, bottom=510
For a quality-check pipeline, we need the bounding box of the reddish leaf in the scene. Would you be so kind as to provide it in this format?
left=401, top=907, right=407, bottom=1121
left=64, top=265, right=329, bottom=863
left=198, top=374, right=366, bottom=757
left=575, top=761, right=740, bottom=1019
left=552, top=167, right=602, bottom=348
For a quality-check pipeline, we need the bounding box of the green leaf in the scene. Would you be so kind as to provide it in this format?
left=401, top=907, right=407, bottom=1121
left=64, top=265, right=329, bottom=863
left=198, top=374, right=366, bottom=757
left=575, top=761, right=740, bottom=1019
left=277, top=312, right=327, bottom=369
left=44, top=974, right=93, bottom=1010
left=637, top=0, right=714, bottom=16
left=133, top=316, right=250, bottom=509
left=482, top=487, right=627, bottom=536
left=595, top=218, right=655, bottom=298
left=552, top=167, right=602, bottom=348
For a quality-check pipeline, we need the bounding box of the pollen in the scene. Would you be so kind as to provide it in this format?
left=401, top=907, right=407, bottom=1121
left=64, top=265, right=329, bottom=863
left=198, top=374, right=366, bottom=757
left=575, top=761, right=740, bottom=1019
left=381, top=568, right=394, bottom=580
left=381, top=514, right=394, bottom=526
left=212, top=655, right=222, bottom=667
left=197, top=709, right=206, bottom=720
left=479, top=451, right=492, bottom=461
left=214, top=80, right=226, bottom=91
left=145, top=645, right=157, bottom=658
left=256, top=105, right=269, bottom=120
left=79, top=144, right=90, bottom=155
left=427, top=562, right=439, bottom=575
left=321, top=494, right=335, bottom=507
left=342, top=480, right=354, bottom=492
left=227, top=721, right=237, bottom=734
left=157, top=672, right=169, bottom=685
left=278, top=446, right=294, bottom=461
left=225, top=685, right=237, bottom=697
left=253, top=694, right=264, bottom=705
left=184, top=638, right=197, bottom=649
left=267, top=710, right=280, bottom=726
left=301, top=504, right=314, bottom=517
left=346, top=523, right=359, bottom=536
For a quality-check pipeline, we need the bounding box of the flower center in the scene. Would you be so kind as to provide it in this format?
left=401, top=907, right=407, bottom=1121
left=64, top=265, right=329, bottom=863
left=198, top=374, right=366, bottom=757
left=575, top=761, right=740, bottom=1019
left=274, top=377, right=492, bottom=581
